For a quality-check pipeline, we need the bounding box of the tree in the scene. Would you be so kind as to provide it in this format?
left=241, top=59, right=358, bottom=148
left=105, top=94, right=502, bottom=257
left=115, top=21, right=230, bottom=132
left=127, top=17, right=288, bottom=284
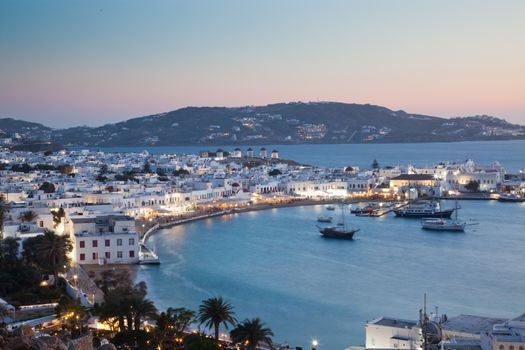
left=268, top=169, right=282, bottom=176
left=143, top=160, right=152, bottom=174
left=230, top=318, right=274, bottom=350
left=58, top=164, right=74, bottom=175
left=0, top=195, right=9, bottom=239
left=465, top=180, right=480, bottom=192
left=97, top=277, right=158, bottom=333
left=99, top=163, right=109, bottom=175
left=198, top=297, right=236, bottom=342
left=34, top=230, right=73, bottom=286
left=372, top=159, right=380, bottom=169
left=20, top=210, right=38, bottom=223
left=156, top=307, right=196, bottom=347
left=173, top=168, right=190, bottom=177
left=39, top=181, right=56, bottom=193
left=11, top=163, right=32, bottom=173
left=184, top=333, right=221, bottom=350
left=95, top=174, right=108, bottom=182
left=0, top=237, right=19, bottom=270
left=51, top=207, right=65, bottom=228
left=56, top=296, right=88, bottom=336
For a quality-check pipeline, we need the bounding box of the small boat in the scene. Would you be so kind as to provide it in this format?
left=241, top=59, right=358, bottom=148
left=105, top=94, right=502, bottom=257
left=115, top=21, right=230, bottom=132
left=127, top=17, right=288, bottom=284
left=317, top=215, right=333, bottom=223
left=498, top=193, right=525, bottom=202
left=421, top=201, right=465, bottom=232
left=326, top=205, right=336, bottom=211
left=421, top=218, right=465, bottom=231
left=318, top=204, right=359, bottom=240
left=394, top=201, right=454, bottom=218
left=351, top=207, right=374, bottom=215
left=318, top=225, right=359, bottom=239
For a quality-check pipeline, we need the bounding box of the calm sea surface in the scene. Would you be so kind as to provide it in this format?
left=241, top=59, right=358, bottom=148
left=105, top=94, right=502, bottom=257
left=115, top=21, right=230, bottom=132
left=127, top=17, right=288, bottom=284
left=137, top=201, right=525, bottom=350
left=74, top=140, right=525, bottom=172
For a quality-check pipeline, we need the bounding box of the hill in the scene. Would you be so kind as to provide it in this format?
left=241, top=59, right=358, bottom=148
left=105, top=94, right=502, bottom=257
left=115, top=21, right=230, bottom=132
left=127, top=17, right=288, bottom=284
left=1, top=102, right=524, bottom=147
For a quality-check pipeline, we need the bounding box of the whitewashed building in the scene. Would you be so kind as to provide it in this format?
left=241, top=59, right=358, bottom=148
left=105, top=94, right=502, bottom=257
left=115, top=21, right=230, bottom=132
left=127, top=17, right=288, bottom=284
left=67, top=214, right=139, bottom=265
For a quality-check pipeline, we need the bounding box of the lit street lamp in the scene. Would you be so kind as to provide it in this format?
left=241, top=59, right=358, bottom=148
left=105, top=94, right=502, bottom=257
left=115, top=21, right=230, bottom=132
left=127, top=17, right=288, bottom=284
left=312, top=339, right=319, bottom=350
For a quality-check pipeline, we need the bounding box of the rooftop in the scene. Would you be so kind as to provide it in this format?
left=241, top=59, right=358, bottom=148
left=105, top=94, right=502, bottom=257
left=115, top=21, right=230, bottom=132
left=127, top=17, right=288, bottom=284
left=391, top=174, right=435, bottom=181
left=368, top=317, right=418, bottom=329
left=443, top=314, right=507, bottom=335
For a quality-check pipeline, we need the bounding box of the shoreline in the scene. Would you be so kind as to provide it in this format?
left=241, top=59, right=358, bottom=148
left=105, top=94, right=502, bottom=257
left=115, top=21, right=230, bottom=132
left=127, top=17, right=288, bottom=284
left=140, top=198, right=364, bottom=244
left=140, top=195, right=502, bottom=244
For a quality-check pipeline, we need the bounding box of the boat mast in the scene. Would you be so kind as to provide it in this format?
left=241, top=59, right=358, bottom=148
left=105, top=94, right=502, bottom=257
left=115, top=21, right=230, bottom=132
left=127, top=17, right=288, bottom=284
left=341, top=203, right=346, bottom=230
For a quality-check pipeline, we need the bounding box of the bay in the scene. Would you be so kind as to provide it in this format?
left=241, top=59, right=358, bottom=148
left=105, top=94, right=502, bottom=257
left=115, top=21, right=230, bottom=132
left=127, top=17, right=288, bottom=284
left=73, top=140, right=525, bottom=172
left=136, top=200, right=525, bottom=350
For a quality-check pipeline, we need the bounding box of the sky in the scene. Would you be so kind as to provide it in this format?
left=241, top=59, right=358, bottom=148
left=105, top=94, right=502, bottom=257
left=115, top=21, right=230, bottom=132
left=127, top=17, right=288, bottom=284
left=0, top=0, right=524, bottom=128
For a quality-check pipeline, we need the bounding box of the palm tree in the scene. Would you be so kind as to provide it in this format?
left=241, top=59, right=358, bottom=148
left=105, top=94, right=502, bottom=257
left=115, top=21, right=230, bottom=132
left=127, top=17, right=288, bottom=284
left=20, top=210, right=38, bottom=223
left=230, top=318, right=274, bottom=350
left=198, top=297, right=236, bottom=342
left=132, top=297, right=158, bottom=331
left=35, top=230, right=73, bottom=286
left=0, top=194, right=10, bottom=240
left=157, top=307, right=196, bottom=348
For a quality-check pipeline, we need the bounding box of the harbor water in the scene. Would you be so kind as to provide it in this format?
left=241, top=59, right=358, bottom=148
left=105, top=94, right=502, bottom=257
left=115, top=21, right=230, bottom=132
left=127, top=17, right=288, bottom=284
left=74, top=139, right=525, bottom=172
left=136, top=200, right=525, bottom=349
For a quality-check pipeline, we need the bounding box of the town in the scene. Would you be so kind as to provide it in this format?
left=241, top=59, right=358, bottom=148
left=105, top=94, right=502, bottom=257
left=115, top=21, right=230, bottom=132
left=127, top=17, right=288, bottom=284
left=1, top=145, right=524, bottom=350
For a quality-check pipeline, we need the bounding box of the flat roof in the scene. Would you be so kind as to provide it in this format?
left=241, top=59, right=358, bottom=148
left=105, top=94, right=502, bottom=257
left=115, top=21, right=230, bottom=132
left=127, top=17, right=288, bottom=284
left=442, top=315, right=507, bottom=335
left=369, top=317, right=417, bottom=329
left=391, top=174, right=435, bottom=181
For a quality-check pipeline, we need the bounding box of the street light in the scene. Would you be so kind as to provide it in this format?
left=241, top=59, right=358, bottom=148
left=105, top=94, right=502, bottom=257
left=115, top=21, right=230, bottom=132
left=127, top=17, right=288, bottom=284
left=73, top=274, right=78, bottom=288
left=312, top=339, right=319, bottom=350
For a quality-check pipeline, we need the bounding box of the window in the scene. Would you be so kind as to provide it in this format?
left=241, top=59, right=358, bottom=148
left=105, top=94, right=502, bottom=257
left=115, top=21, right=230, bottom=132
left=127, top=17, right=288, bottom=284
left=105, top=239, right=110, bottom=247
left=79, top=253, right=85, bottom=261
left=129, top=238, right=135, bottom=245
left=79, top=240, right=85, bottom=248
left=117, top=251, right=123, bottom=258
left=509, top=346, right=515, bottom=350
left=129, top=250, right=135, bottom=258
left=92, top=252, right=97, bottom=260
left=117, top=239, right=122, bottom=246
left=92, top=240, right=98, bottom=248
left=105, top=252, right=110, bottom=259
left=518, top=346, right=524, bottom=350
left=499, top=346, right=504, bottom=350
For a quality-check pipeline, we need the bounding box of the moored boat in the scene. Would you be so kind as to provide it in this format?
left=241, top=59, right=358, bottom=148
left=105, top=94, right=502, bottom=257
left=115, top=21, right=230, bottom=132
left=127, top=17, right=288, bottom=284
left=326, top=205, right=336, bottom=211
left=498, top=193, right=525, bottom=202
left=420, top=200, right=465, bottom=232
left=318, top=225, right=359, bottom=239
left=317, top=215, right=333, bottom=223
left=421, top=218, right=465, bottom=231
left=394, top=201, right=454, bottom=218
left=318, top=203, right=359, bottom=239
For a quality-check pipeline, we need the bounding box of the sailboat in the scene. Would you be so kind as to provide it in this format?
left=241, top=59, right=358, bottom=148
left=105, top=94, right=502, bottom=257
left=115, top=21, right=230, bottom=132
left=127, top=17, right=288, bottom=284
left=421, top=200, right=466, bottom=232
left=317, top=204, right=359, bottom=239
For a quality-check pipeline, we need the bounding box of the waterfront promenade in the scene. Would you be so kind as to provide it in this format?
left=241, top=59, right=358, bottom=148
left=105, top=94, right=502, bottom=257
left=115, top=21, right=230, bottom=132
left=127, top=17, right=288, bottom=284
left=138, top=197, right=363, bottom=244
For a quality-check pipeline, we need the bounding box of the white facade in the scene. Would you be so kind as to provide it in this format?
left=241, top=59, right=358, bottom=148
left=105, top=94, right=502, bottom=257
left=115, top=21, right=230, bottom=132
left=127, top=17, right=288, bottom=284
left=68, top=214, right=139, bottom=265
left=365, top=317, right=420, bottom=350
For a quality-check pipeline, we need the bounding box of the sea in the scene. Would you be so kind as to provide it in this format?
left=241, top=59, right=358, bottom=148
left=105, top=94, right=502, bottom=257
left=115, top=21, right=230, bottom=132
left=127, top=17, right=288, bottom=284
left=73, top=139, right=525, bottom=172
left=89, top=141, right=525, bottom=350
